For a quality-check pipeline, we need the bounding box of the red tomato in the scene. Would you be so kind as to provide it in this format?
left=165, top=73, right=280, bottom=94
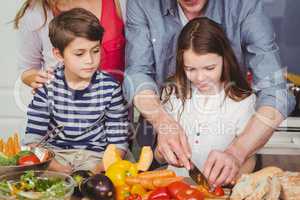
left=213, top=186, right=224, bottom=196
left=176, top=188, right=204, bottom=200
left=18, top=154, right=40, bottom=166
left=167, top=181, right=190, bottom=198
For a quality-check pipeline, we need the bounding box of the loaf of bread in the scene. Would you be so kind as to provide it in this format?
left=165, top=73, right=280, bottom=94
left=230, top=166, right=283, bottom=200
left=277, top=171, right=300, bottom=200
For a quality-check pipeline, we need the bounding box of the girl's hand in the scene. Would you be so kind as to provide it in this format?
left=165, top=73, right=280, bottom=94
left=203, top=150, right=241, bottom=187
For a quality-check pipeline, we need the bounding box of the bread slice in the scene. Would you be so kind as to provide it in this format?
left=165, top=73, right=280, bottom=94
left=245, top=176, right=271, bottom=200
left=265, top=176, right=281, bottom=200
left=230, top=175, right=255, bottom=200
left=277, top=171, right=300, bottom=200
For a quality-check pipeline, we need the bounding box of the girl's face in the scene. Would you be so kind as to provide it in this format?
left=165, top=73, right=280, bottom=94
left=183, top=49, right=223, bottom=95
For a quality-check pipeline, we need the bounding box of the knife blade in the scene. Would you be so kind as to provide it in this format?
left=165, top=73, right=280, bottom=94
left=188, top=161, right=210, bottom=190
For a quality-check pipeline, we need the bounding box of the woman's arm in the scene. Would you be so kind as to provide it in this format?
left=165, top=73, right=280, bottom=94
left=16, top=5, right=52, bottom=88
left=114, top=0, right=123, bottom=20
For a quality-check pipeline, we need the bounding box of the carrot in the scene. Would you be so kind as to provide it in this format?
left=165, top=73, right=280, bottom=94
left=0, top=138, right=3, bottom=152
left=125, top=176, right=154, bottom=190
left=126, top=175, right=184, bottom=190
left=13, top=133, right=20, bottom=154
left=152, top=176, right=184, bottom=187
left=2, top=142, right=8, bottom=156
left=11, top=135, right=16, bottom=155
left=137, top=170, right=176, bottom=179
left=140, top=178, right=155, bottom=190
left=7, top=137, right=14, bottom=156
left=126, top=170, right=179, bottom=190
left=125, top=176, right=142, bottom=186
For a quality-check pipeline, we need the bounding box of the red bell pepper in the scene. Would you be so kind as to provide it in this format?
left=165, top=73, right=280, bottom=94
left=126, top=194, right=142, bottom=200
left=176, top=188, right=204, bottom=200
left=148, top=187, right=170, bottom=200
left=167, top=181, right=190, bottom=198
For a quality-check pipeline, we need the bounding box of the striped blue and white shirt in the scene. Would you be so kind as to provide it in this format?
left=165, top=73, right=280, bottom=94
left=25, top=66, right=129, bottom=152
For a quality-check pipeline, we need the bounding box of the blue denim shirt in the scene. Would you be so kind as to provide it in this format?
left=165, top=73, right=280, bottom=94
left=124, top=0, right=295, bottom=118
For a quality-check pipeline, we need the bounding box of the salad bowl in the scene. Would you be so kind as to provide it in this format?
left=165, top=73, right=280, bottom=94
left=0, top=170, right=75, bottom=200
left=0, top=147, right=55, bottom=175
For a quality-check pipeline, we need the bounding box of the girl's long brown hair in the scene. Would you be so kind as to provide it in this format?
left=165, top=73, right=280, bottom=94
left=162, top=17, right=252, bottom=111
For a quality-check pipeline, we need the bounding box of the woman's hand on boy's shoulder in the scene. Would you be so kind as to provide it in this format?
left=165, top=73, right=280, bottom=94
left=21, top=68, right=54, bottom=94
left=31, top=68, right=54, bottom=93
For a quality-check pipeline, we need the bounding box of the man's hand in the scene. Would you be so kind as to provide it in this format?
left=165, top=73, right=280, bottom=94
left=155, top=115, right=191, bottom=169
left=134, top=90, right=191, bottom=169
left=203, top=150, right=241, bottom=187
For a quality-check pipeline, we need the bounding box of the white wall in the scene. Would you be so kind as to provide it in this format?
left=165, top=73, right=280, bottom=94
left=0, top=1, right=31, bottom=140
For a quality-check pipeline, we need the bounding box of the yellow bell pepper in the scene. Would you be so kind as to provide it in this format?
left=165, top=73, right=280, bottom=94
left=105, top=160, right=138, bottom=186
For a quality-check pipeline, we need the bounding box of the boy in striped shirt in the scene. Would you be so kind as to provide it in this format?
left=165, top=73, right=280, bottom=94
left=24, top=8, right=129, bottom=173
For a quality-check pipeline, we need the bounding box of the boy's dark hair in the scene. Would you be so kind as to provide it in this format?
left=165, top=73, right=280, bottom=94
left=49, top=8, right=104, bottom=53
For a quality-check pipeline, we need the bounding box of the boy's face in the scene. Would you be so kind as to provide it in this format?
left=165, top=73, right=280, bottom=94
left=54, top=37, right=100, bottom=81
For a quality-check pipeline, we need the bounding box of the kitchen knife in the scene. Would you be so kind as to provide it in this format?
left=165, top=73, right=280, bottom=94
left=188, top=160, right=211, bottom=190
